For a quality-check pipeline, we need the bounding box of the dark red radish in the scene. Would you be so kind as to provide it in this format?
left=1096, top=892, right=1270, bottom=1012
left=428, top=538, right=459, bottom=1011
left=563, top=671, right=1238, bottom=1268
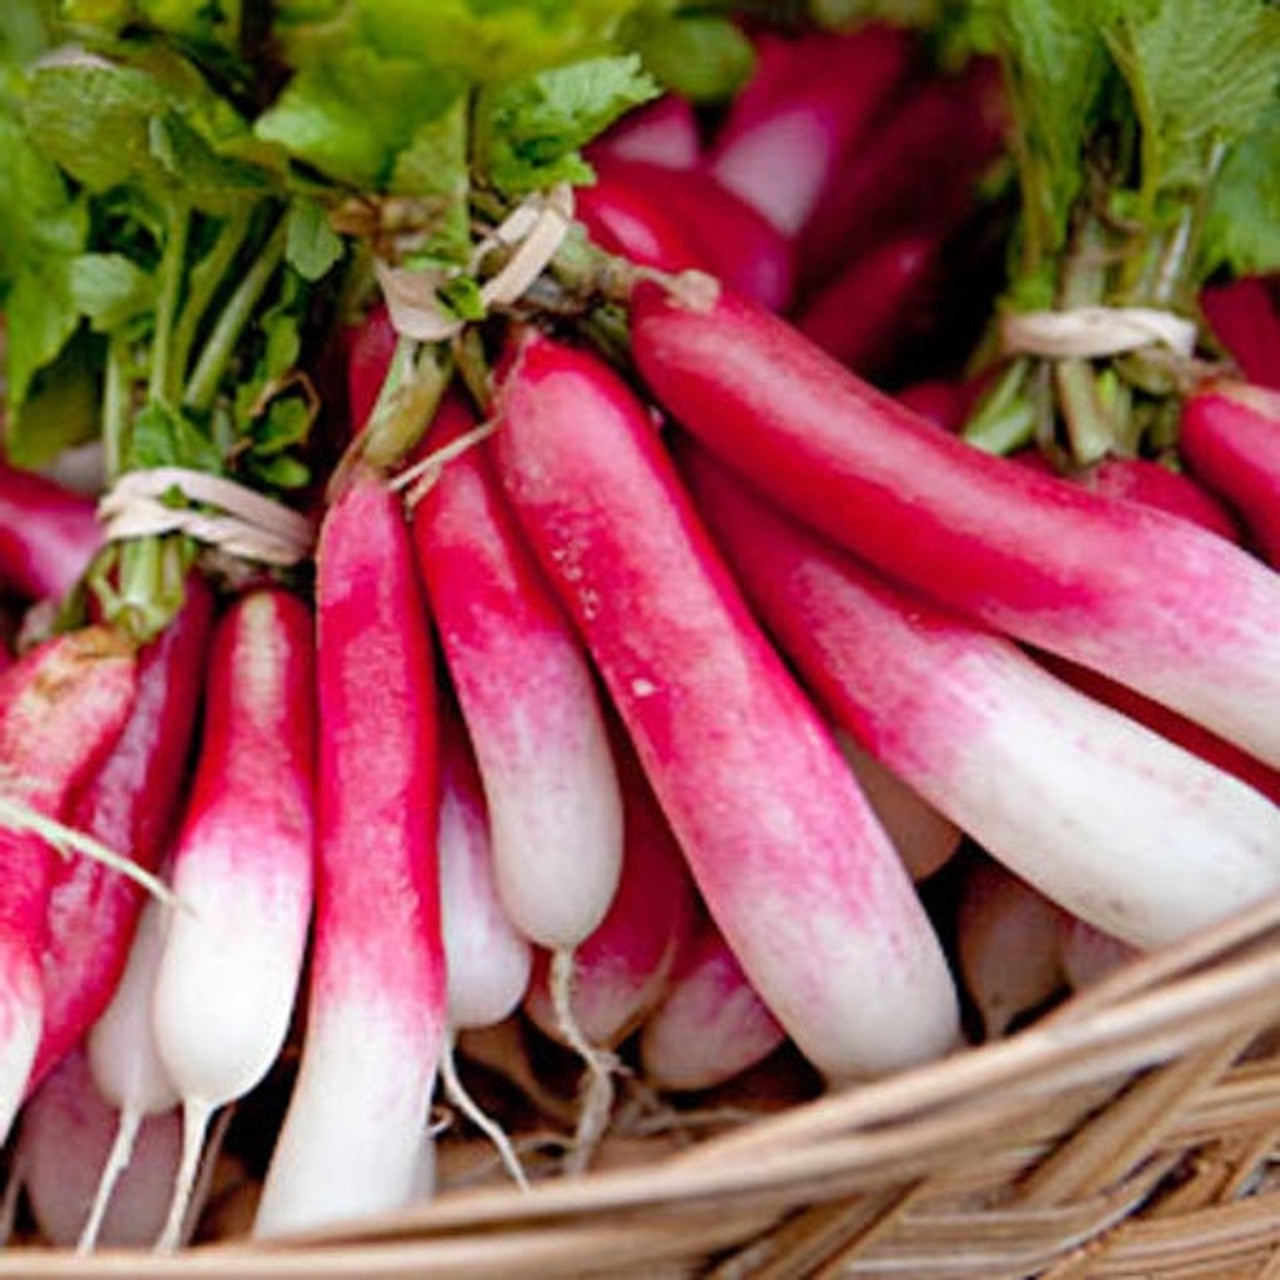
left=1200, top=277, right=1280, bottom=392
left=0, top=628, right=136, bottom=1142
left=708, top=23, right=917, bottom=238
left=591, top=157, right=795, bottom=312
left=640, top=916, right=785, bottom=1093
left=574, top=175, right=709, bottom=275
left=151, top=588, right=316, bottom=1249
left=795, top=60, right=1007, bottom=292
left=255, top=465, right=445, bottom=1237
left=679, top=443, right=1280, bottom=950
left=588, top=94, right=701, bottom=170
left=632, top=282, right=1280, bottom=769
left=491, top=327, right=960, bottom=1082
left=0, top=462, right=102, bottom=602
left=1180, top=381, right=1280, bottom=566
left=794, top=231, right=941, bottom=379
left=32, top=577, right=213, bottom=1094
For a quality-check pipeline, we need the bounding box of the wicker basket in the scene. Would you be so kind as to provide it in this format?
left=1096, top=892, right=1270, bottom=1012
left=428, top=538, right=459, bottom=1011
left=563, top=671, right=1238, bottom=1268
left=12, top=889, right=1280, bottom=1279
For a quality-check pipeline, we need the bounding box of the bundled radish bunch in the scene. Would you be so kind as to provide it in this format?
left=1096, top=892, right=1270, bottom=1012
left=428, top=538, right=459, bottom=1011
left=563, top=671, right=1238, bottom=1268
left=0, top=0, right=1279, bottom=1254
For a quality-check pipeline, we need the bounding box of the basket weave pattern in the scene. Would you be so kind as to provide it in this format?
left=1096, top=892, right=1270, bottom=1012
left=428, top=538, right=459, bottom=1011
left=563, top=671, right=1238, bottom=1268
left=10, top=892, right=1280, bottom=1278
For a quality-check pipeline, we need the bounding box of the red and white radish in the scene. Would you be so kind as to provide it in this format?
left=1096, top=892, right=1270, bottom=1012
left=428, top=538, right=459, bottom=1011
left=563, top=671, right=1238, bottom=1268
left=255, top=465, right=445, bottom=1237
left=631, top=282, right=1280, bottom=770
left=491, top=328, right=960, bottom=1082
left=34, top=577, right=213, bottom=1093
left=680, top=443, right=1280, bottom=950
left=0, top=628, right=136, bottom=1141
left=1180, top=381, right=1280, bottom=566
left=436, top=700, right=533, bottom=1187
left=150, top=588, right=316, bottom=1249
left=589, top=94, right=701, bottom=170
left=640, top=916, right=786, bottom=1093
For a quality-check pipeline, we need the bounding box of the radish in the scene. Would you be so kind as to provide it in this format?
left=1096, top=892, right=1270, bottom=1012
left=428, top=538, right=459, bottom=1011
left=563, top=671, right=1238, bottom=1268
left=523, top=732, right=697, bottom=1051
left=835, top=733, right=962, bottom=883
left=410, top=392, right=624, bottom=1166
left=1200, top=276, right=1280, bottom=392
left=707, top=23, right=916, bottom=238
left=574, top=174, right=709, bottom=275
left=410, top=395, right=624, bottom=957
left=588, top=94, right=701, bottom=170
left=0, top=462, right=103, bottom=602
left=345, top=302, right=401, bottom=434
left=436, top=699, right=533, bottom=1187
left=255, top=464, right=445, bottom=1237
left=679, top=442, right=1280, bottom=950
left=0, top=627, right=136, bottom=1141
left=17, top=1049, right=182, bottom=1250
left=1060, top=917, right=1137, bottom=991
left=955, top=859, right=1068, bottom=1041
left=33, top=577, right=213, bottom=1093
left=491, top=327, right=960, bottom=1081
left=1180, top=381, right=1280, bottom=566
left=631, top=282, right=1280, bottom=769
left=591, top=158, right=795, bottom=312
left=640, top=915, right=786, bottom=1093
left=795, top=59, right=1006, bottom=292
left=81, top=895, right=180, bottom=1251
left=895, top=379, right=971, bottom=433
left=150, top=587, right=316, bottom=1250
left=794, top=231, right=941, bottom=378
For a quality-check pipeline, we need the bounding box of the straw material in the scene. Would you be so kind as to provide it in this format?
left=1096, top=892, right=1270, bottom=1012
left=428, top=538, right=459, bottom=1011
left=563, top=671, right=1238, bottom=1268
left=16, top=891, right=1280, bottom=1278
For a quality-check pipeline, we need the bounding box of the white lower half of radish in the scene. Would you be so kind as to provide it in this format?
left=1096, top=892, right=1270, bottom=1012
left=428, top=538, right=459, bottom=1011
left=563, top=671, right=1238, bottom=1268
left=152, top=848, right=310, bottom=1106
left=253, top=992, right=442, bottom=1238
left=898, top=651, right=1280, bottom=949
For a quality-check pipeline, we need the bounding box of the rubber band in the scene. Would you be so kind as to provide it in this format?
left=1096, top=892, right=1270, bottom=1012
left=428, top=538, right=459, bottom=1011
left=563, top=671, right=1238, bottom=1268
left=1001, top=305, right=1199, bottom=361
left=97, top=467, right=315, bottom=567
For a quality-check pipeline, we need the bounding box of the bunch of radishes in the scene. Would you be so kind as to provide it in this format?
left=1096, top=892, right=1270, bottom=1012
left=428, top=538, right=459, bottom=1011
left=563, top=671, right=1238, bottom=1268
left=2, top=11, right=1280, bottom=1257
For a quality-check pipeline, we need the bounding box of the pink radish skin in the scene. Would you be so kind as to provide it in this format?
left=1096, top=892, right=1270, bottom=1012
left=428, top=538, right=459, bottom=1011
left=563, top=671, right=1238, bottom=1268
left=412, top=395, right=624, bottom=953
left=1200, top=277, right=1280, bottom=392
left=631, top=283, right=1280, bottom=769
left=18, top=1049, right=182, bottom=1250
left=151, top=588, right=316, bottom=1249
left=1180, top=381, right=1280, bottom=566
left=523, top=738, right=698, bottom=1049
left=640, top=917, right=786, bottom=1093
left=708, top=24, right=916, bottom=237
left=835, top=733, right=962, bottom=883
left=32, top=578, right=213, bottom=1093
left=0, top=628, right=136, bottom=1142
left=796, top=60, right=1006, bottom=292
left=0, top=462, right=103, bottom=602
left=955, top=859, right=1068, bottom=1041
left=438, top=705, right=532, bottom=1033
left=795, top=232, right=940, bottom=378
left=82, top=895, right=179, bottom=1251
left=589, top=94, right=701, bottom=170
left=895, top=380, right=970, bottom=433
left=592, top=158, right=795, bottom=312
left=255, top=465, right=445, bottom=1238
left=345, top=304, right=400, bottom=433
left=491, top=329, right=960, bottom=1081
left=680, top=446, right=1280, bottom=950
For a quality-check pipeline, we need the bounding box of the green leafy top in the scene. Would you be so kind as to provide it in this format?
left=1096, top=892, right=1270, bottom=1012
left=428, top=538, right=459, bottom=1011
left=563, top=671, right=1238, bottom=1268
left=961, top=0, right=1280, bottom=463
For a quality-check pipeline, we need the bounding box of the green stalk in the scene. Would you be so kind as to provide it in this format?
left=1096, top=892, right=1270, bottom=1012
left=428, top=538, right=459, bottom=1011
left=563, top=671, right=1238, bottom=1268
left=168, top=209, right=253, bottom=398
left=183, top=215, right=288, bottom=414
left=101, top=336, right=131, bottom=484
left=148, top=203, right=192, bottom=407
